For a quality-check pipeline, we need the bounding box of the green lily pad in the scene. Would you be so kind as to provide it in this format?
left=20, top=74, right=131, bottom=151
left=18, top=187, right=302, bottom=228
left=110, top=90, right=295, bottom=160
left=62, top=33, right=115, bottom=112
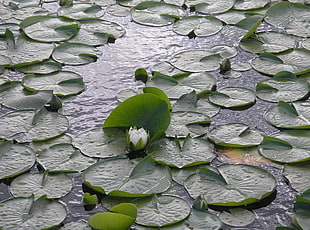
left=190, top=0, right=234, bottom=14
left=20, top=16, right=79, bottom=42
left=72, top=128, right=127, bottom=158
left=251, top=49, right=310, bottom=75
left=283, top=165, right=310, bottom=193
left=0, top=108, right=69, bottom=142
left=52, top=42, right=102, bottom=65
left=83, top=156, right=172, bottom=197
left=289, top=189, right=310, bottom=230
left=134, top=195, right=191, bottom=227
left=9, top=6, right=49, bottom=24
left=209, top=87, right=256, bottom=108
left=88, top=212, right=135, bottom=230
left=170, top=46, right=237, bottom=72
left=264, top=101, right=310, bottom=129
left=69, top=18, right=125, bottom=46
left=30, top=134, right=72, bottom=153
left=37, top=143, right=97, bottom=172
left=256, top=71, right=310, bottom=102
left=208, top=123, right=265, bottom=147
left=173, top=16, right=222, bottom=37
left=148, top=136, right=215, bottom=168
left=16, top=59, right=62, bottom=74
left=0, top=141, right=36, bottom=180
left=0, top=82, right=53, bottom=110
left=215, top=10, right=248, bottom=25
left=146, top=72, right=216, bottom=99
left=103, top=93, right=170, bottom=139
left=184, top=164, right=277, bottom=206
left=240, top=32, right=299, bottom=54
left=107, top=4, right=131, bottom=17
left=130, top=1, right=186, bottom=27
left=233, top=0, right=269, bottom=10
left=219, top=208, right=255, bottom=227
left=0, top=198, right=67, bottom=230
left=235, top=14, right=264, bottom=39
left=10, top=172, right=73, bottom=199
left=0, top=31, right=54, bottom=67
left=265, top=2, right=310, bottom=37
left=59, top=220, right=91, bottom=230
left=57, top=3, right=104, bottom=19
left=22, top=71, right=85, bottom=96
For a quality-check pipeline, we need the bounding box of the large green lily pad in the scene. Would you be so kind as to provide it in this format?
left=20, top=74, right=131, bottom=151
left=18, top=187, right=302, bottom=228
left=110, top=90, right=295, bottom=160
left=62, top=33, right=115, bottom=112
left=83, top=156, right=172, bottom=197
left=0, top=198, right=67, bottom=230
left=184, top=164, right=277, bottom=206
left=0, top=141, right=36, bottom=180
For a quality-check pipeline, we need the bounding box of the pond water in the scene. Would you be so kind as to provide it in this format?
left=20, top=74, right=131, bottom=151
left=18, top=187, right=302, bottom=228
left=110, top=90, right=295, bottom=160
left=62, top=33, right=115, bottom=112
left=0, top=1, right=303, bottom=229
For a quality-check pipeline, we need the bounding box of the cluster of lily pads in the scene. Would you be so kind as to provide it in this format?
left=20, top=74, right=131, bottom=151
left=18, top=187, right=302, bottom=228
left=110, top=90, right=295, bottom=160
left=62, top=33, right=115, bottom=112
left=0, top=0, right=310, bottom=229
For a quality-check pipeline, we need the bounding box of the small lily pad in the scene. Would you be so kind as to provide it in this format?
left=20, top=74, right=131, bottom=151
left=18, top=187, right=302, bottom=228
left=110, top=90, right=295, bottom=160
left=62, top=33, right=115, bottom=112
left=208, top=123, right=265, bottom=147
left=52, top=42, right=102, bottom=65
left=10, top=172, right=73, bottom=200
left=219, top=208, right=255, bottom=227
left=264, top=101, right=310, bottom=129
left=22, top=71, right=85, bottom=96
left=283, top=165, right=310, bottom=193
left=209, top=87, right=256, bottom=108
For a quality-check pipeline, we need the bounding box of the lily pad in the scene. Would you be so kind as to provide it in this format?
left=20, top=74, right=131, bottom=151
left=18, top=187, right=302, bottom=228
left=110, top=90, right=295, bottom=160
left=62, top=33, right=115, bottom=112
left=16, top=59, right=62, bottom=74
left=30, top=134, right=72, bottom=153
left=72, top=128, right=127, bottom=158
left=256, top=71, right=310, bottom=102
left=148, top=136, right=215, bottom=168
left=283, top=165, right=310, bottom=193
left=209, top=87, right=256, bottom=108
left=146, top=72, right=216, bottom=99
left=265, top=2, right=310, bottom=37
left=215, top=10, right=248, bottom=25
left=57, top=3, right=104, bottom=19
left=130, top=1, right=186, bottom=27
left=184, top=164, right=277, bottom=206
left=0, top=141, right=36, bottom=180
left=10, top=172, right=73, bottom=200
left=59, top=220, right=91, bottom=230
left=0, top=81, right=53, bottom=110
left=264, top=101, right=310, bottom=129
left=208, top=123, right=265, bottom=147
left=133, top=195, right=191, bottom=227
left=0, top=108, right=69, bottom=142
left=52, top=42, right=102, bottom=65
left=219, top=208, right=255, bottom=227
left=251, top=49, right=310, bottom=75
left=289, top=189, right=310, bottom=230
left=233, top=0, right=269, bottom=10
left=20, top=16, right=79, bottom=42
left=173, top=16, right=223, bottom=37
left=22, top=71, right=85, bottom=96
left=107, top=4, right=131, bottom=17
left=37, top=143, right=97, bottom=172
left=0, top=198, right=67, bottom=230
left=190, top=0, right=234, bottom=14
left=69, top=18, right=125, bottom=46
left=83, top=156, right=172, bottom=197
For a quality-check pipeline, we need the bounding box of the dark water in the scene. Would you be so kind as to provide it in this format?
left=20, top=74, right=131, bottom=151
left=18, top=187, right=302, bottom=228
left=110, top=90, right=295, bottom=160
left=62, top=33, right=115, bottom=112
left=0, top=3, right=299, bottom=229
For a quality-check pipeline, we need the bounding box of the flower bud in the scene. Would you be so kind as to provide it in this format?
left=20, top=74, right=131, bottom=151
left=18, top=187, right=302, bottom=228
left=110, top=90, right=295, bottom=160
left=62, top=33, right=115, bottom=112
left=127, top=127, right=149, bottom=151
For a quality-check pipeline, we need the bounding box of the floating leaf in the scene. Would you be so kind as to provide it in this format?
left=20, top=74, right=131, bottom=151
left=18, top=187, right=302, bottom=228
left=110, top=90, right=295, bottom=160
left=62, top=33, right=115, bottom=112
left=184, top=164, right=277, bottom=206
left=20, top=16, right=79, bottom=42
left=148, top=137, right=215, bottom=168
left=264, top=101, right=310, bottom=129
left=235, top=14, right=264, bottom=39
left=30, top=134, right=72, bottom=153
left=283, top=165, right=310, bottom=193
left=233, top=0, right=269, bottom=10
left=72, top=128, right=127, bottom=158
left=57, top=3, right=104, bottom=19
left=107, top=4, right=131, bottom=17
left=22, top=71, right=85, bottom=96
left=0, top=82, right=53, bottom=110
left=83, top=156, right=171, bottom=197
left=190, top=0, right=234, bottom=14
left=256, top=71, right=309, bottom=102
left=219, top=208, right=255, bottom=227
left=0, top=198, right=67, bottom=230
left=37, top=143, right=97, bottom=172
left=59, top=220, right=91, bottom=230
left=265, top=2, right=310, bottom=37
left=215, top=10, right=248, bottom=25
left=134, top=195, right=191, bottom=227
left=289, top=189, right=310, bottom=230
left=0, top=108, right=69, bottom=142
left=69, top=18, right=125, bottom=46
left=10, top=172, right=73, bottom=200
left=16, top=59, right=62, bottom=74
left=0, top=141, right=35, bottom=180
left=208, top=123, right=265, bottom=147
left=251, top=49, right=310, bottom=75
left=209, top=87, right=256, bottom=108
left=131, top=1, right=186, bottom=26
left=173, top=16, right=223, bottom=37
left=52, top=42, right=102, bottom=65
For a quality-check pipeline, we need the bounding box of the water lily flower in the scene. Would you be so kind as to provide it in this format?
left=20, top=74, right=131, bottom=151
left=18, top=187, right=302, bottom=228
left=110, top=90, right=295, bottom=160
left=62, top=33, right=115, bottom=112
left=127, top=127, right=149, bottom=151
